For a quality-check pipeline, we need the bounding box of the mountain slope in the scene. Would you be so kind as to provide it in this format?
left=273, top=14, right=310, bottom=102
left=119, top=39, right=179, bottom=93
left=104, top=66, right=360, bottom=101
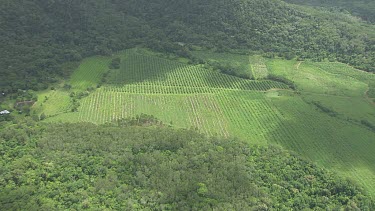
left=282, top=0, right=375, bottom=23
left=0, top=0, right=374, bottom=92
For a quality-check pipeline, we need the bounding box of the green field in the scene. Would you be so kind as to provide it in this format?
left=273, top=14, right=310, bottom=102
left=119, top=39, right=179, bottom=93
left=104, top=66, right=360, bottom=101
left=38, top=49, right=375, bottom=197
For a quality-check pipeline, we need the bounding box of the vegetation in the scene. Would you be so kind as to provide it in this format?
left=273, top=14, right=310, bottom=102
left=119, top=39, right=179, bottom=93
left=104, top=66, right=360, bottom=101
left=21, top=49, right=372, bottom=199
left=0, top=121, right=373, bottom=210
left=1, top=0, right=374, bottom=93
left=283, top=0, right=375, bottom=22
left=0, top=0, right=374, bottom=209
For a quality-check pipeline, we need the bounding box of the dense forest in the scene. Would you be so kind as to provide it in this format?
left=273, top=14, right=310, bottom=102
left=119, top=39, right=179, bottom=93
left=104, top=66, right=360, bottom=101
left=0, top=0, right=374, bottom=93
left=0, top=118, right=373, bottom=210
left=283, top=0, right=375, bottom=23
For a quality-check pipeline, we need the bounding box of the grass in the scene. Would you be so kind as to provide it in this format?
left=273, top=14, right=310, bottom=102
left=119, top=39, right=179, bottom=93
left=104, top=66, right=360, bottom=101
left=266, top=59, right=368, bottom=97
left=69, top=56, right=112, bottom=91
left=41, top=49, right=375, bottom=197
left=32, top=90, right=72, bottom=117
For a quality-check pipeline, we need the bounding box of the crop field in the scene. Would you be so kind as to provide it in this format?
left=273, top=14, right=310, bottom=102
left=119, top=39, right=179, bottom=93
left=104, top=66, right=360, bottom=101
left=69, top=56, right=112, bottom=91
left=107, top=52, right=286, bottom=92
left=42, top=49, right=375, bottom=197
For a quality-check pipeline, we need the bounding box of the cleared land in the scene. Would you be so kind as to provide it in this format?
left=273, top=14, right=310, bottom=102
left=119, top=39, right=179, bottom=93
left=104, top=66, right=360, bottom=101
left=40, top=49, right=375, bottom=197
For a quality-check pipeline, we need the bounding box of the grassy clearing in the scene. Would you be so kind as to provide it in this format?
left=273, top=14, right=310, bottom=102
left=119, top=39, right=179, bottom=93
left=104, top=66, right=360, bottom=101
left=42, top=49, right=375, bottom=197
left=32, top=90, right=72, bottom=117
left=266, top=59, right=368, bottom=97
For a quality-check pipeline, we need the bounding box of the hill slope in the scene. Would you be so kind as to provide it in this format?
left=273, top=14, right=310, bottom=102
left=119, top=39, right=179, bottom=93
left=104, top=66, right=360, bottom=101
left=0, top=0, right=374, bottom=92
left=283, top=0, right=375, bottom=23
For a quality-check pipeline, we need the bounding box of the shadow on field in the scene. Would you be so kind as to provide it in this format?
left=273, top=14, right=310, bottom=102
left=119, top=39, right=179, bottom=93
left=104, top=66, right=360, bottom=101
left=264, top=95, right=375, bottom=195
left=106, top=50, right=275, bottom=92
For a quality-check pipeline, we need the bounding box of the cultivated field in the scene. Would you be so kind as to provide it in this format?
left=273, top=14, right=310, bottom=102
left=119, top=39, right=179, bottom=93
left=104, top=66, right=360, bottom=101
left=42, top=49, right=375, bottom=197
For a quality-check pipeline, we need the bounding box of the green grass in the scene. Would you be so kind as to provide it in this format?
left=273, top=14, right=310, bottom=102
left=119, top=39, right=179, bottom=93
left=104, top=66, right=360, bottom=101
left=42, top=49, right=375, bottom=197
left=267, top=59, right=369, bottom=97
left=32, top=90, right=72, bottom=117
left=69, top=56, right=112, bottom=91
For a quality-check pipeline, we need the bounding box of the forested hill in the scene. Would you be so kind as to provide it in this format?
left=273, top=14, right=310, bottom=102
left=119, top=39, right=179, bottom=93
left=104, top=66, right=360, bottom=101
left=1, top=0, right=374, bottom=92
left=0, top=120, right=373, bottom=210
left=283, top=0, right=375, bottom=23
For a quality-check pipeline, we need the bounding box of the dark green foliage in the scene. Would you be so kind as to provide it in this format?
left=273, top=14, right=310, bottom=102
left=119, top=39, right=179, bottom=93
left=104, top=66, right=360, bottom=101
left=361, top=120, right=375, bottom=132
left=109, top=58, right=121, bottom=69
left=267, top=74, right=296, bottom=90
left=311, top=101, right=338, bottom=117
left=114, top=113, right=163, bottom=127
left=0, top=122, right=373, bottom=210
left=0, top=0, right=374, bottom=93
left=205, top=61, right=252, bottom=80
left=283, top=0, right=375, bottom=23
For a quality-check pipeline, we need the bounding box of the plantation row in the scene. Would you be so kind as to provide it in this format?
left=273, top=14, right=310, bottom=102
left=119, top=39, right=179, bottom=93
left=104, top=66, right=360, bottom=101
left=71, top=91, right=230, bottom=137
left=103, top=83, right=287, bottom=95
left=70, top=57, right=111, bottom=91
left=269, top=96, right=375, bottom=196
left=72, top=89, right=294, bottom=145
left=108, top=53, right=288, bottom=92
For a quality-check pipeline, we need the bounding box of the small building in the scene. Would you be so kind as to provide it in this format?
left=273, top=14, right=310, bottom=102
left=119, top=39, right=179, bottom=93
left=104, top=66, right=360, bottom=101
left=0, top=110, right=10, bottom=115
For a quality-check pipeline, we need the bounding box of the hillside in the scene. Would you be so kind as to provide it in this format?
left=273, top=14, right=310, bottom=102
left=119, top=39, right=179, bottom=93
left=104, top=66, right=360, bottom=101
left=7, top=48, right=371, bottom=198
left=0, top=121, right=373, bottom=210
left=283, top=0, right=375, bottom=23
left=0, top=0, right=374, bottom=93
left=1, top=1, right=375, bottom=209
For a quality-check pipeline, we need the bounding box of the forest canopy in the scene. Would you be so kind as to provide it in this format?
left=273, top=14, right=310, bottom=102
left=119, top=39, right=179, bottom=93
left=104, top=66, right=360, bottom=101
left=0, top=0, right=374, bottom=93
left=0, top=120, right=373, bottom=210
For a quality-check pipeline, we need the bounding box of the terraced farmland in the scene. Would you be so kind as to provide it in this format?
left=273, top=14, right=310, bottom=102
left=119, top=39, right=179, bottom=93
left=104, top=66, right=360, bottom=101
left=43, top=49, right=375, bottom=197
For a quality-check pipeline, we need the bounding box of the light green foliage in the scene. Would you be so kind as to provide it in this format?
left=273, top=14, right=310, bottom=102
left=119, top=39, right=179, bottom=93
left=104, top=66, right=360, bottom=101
left=266, top=59, right=368, bottom=97
left=250, top=55, right=269, bottom=79
left=33, top=90, right=72, bottom=117
left=313, top=62, right=375, bottom=99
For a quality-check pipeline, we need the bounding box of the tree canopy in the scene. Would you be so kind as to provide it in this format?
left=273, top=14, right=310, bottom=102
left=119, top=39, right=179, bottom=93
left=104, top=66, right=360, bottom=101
left=0, top=119, right=373, bottom=210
